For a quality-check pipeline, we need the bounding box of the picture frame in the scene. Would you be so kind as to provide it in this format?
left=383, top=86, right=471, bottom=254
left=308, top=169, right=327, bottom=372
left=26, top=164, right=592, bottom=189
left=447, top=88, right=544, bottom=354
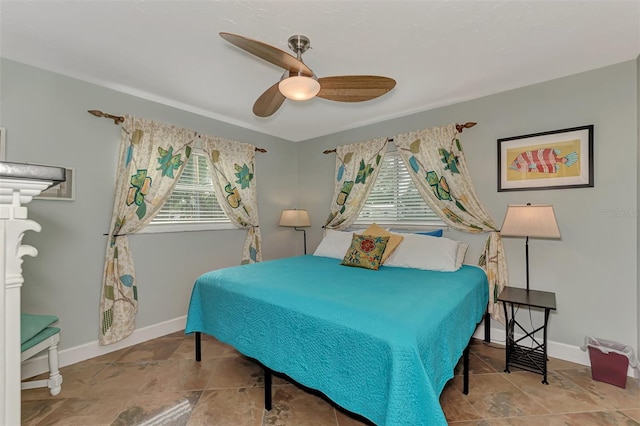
left=498, top=125, right=593, bottom=192
left=0, top=127, right=5, bottom=160
left=36, top=167, right=75, bottom=201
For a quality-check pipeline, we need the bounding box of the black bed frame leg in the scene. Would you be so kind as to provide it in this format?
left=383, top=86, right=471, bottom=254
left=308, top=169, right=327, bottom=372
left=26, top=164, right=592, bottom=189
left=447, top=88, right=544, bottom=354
left=484, top=311, right=491, bottom=343
left=463, top=344, right=470, bottom=395
left=195, top=332, right=201, bottom=362
left=264, top=367, right=272, bottom=410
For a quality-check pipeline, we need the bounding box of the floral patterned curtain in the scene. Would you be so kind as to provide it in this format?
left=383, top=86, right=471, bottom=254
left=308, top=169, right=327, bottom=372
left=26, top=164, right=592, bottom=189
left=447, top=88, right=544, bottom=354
left=394, top=124, right=508, bottom=324
left=100, top=115, right=198, bottom=345
left=324, top=138, right=389, bottom=230
left=200, top=136, right=262, bottom=264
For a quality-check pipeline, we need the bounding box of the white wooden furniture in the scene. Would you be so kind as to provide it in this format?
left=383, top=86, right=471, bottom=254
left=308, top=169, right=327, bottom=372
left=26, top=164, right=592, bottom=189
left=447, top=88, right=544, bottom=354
left=1, top=161, right=65, bottom=426
left=20, top=314, right=62, bottom=395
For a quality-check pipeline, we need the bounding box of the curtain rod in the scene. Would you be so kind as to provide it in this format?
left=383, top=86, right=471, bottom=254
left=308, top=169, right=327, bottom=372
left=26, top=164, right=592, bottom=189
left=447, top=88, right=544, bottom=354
left=88, top=110, right=267, bottom=153
left=322, top=122, right=477, bottom=154
left=88, top=109, right=125, bottom=125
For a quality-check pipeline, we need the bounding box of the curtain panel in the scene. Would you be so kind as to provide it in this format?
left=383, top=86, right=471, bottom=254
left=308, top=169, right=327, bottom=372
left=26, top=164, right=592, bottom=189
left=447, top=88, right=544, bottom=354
left=394, top=124, right=508, bottom=323
left=324, top=137, right=389, bottom=230
left=200, top=136, right=262, bottom=264
left=100, top=115, right=198, bottom=345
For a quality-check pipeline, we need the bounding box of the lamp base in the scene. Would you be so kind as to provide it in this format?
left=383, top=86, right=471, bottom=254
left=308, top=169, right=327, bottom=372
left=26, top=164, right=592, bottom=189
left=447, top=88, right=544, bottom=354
left=294, top=227, right=307, bottom=255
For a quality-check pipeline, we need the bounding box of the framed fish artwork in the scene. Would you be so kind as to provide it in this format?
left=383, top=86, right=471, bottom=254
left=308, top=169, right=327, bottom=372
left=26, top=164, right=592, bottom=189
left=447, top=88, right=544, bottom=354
left=497, top=125, right=593, bottom=191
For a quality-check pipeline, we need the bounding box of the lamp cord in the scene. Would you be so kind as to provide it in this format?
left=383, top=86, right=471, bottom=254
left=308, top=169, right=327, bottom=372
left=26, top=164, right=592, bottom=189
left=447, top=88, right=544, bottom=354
left=525, top=236, right=530, bottom=292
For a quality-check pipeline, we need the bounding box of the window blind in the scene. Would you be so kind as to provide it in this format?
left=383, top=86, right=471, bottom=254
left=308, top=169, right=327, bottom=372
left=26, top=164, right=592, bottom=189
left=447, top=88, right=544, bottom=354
left=353, top=151, right=443, bottom=227
left=151, top=151, right=230, bottom=225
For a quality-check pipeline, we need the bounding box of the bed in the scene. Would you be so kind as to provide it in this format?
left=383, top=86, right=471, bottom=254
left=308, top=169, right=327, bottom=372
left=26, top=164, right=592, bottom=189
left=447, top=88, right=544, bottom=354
left=185, top=254, right=488, bottom=425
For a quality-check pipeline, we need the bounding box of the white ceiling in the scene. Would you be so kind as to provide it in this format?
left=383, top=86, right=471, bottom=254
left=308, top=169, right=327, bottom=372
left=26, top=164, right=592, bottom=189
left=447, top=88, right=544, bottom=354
left=1, top=1, right=639, bottom=142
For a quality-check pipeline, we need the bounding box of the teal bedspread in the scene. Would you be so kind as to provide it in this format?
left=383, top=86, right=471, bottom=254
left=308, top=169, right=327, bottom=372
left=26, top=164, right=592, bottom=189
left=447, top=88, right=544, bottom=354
left=185, top=255, right=488, bottom=425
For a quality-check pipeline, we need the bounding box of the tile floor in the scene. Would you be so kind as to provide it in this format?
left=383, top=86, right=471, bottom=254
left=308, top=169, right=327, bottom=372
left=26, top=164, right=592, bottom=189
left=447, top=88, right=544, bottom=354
left=21, top=331, right=640, bottom=425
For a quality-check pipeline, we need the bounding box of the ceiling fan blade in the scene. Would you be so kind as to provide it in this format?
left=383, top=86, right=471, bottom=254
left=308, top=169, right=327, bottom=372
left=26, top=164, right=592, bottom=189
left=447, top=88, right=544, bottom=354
left=316, top=76, right=396, bottom=102
left=220, top=32, right=313, bottom=76
left=253, top=82, right=286, bottom=117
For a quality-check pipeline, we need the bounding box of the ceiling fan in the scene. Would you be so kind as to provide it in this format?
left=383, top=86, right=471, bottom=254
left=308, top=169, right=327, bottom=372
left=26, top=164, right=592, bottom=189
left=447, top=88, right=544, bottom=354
left=219, top=32, right=397, bottom=117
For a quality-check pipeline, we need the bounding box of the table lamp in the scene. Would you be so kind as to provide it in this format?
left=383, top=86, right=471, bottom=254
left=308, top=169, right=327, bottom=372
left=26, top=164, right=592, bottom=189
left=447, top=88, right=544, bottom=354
left=500, top=203, right=560, bottom=291
left=279, top=209, right=311, bottom=254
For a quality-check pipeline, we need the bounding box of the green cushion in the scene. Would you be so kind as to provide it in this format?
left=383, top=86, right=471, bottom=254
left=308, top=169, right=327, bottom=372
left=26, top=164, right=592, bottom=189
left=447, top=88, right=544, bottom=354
left=21, top=313, right=58, bottom=344
left=21, top=326, right=60, bottom=352
left=341, top=234, right=390, bottom=270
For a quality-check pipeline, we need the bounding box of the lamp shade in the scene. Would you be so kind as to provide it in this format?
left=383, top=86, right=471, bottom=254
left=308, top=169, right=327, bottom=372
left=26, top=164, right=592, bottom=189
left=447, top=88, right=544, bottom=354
left=278, top=73, right=320, bottom=101
left=279, top=209, right=311, bottom=228
left=500, top=204, right=560, bottom=238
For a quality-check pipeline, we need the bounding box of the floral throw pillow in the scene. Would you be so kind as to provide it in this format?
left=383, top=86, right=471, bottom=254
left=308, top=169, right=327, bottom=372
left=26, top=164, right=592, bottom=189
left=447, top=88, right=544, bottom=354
left=341, top=234, right=390, bottom=270
left=363, top=223, right=404, bottom=263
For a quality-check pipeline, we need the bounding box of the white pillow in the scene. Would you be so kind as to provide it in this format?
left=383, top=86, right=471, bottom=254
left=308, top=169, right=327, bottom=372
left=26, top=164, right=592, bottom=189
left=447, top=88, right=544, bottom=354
left=384, top=233, right=461, bottom=272
left=456, top=243, right=469, bottom=269
left=313, top=229, right=354, bottom=259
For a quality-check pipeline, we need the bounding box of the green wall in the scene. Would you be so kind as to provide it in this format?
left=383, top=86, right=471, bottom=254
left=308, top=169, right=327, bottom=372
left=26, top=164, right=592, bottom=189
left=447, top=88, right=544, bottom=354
left=0, top=58, right=302, bottom=349
left=1, top=57, right=638, bottom=358
left=298, top=60, right=639, bottom=351
left=637, top=54, right=640, bottom=360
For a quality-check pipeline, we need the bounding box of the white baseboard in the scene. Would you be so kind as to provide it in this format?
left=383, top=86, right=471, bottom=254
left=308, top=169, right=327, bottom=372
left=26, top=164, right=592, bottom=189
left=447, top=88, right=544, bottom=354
left=23, top=316, right=637, bottom=381
left=22, top=315, right=187, bottom=380
left=472, top=324, right=639, bottom=379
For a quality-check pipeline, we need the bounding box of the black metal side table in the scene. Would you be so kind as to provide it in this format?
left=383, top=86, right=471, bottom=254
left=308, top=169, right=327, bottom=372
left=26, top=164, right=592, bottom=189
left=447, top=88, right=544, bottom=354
left=497, top=286, right=557, bottom=384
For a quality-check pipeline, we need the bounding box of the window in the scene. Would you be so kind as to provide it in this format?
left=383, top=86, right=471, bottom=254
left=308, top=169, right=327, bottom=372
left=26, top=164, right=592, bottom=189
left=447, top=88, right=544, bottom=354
left=144, top=149, right=232, bottom=233
left=353, top=150, right=444, bottom=228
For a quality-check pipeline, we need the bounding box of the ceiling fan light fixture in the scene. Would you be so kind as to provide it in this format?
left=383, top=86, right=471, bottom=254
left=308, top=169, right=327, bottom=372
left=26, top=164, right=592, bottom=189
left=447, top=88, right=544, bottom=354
left=219, top=33, right=396, bottom=116
left=278, top=74, right=320, bottom=101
